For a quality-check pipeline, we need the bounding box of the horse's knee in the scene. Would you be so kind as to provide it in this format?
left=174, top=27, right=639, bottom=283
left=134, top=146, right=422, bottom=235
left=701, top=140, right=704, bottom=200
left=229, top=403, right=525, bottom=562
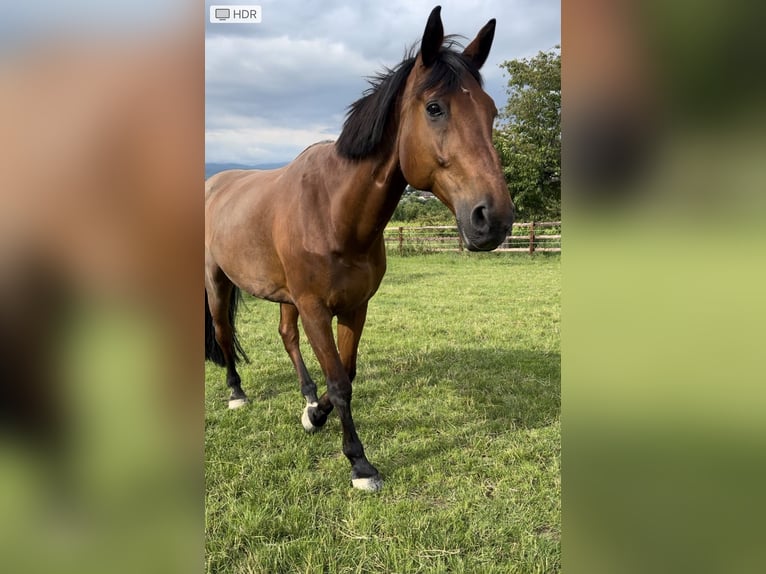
left=327, top=383, right=351, bottom=411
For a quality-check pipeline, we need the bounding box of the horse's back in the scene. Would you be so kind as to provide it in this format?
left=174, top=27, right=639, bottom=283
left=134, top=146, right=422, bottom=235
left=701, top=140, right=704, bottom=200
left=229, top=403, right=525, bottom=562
left=205, top=143, right=342, bottom=220
left=205, top=141, right=337, bottom=197
left=205, top=167, right=290, bottom=233
left=206, top=168, right=271, bottom=201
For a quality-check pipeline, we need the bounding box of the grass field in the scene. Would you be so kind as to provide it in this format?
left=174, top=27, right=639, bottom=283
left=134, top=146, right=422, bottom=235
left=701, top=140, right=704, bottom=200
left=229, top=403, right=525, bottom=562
left=205, top=253, right=560, bottom=573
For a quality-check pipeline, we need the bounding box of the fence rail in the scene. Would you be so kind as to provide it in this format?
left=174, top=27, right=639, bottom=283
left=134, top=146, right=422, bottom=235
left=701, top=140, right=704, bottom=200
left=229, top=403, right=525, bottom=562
left=383, top=221, right=561, bottom=255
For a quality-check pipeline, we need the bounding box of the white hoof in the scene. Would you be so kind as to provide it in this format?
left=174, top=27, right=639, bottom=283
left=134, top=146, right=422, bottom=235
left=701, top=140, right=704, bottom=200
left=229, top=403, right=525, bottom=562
left=351, top=475, right=383, bottom=492
left=228, top=397, right=248, bottom=409
left=302, top=402, right=319, bottom=432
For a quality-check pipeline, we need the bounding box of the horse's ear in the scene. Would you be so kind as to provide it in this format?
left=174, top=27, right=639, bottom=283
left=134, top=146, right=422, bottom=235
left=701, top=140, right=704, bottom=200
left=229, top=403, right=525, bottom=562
left=420, top=6, right=444, bottom=68
left=462, top=18, right=496, bottom=70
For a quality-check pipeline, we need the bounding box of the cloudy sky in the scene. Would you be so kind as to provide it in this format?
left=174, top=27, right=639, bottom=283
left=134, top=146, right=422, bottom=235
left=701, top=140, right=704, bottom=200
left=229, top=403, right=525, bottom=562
left=205, top=0, right=559, bottom=165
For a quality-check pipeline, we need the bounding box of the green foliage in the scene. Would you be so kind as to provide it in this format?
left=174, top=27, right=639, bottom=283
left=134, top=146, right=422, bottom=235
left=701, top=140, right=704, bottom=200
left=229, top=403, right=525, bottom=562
left=206, top=254, right=561, bottom=573
left=494, top=47, right=561, bottom=222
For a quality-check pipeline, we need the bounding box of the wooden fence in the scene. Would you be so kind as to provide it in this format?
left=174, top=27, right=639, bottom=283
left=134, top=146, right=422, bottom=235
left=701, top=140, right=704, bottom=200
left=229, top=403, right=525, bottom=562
left=383, top=221, right=561, bottom=255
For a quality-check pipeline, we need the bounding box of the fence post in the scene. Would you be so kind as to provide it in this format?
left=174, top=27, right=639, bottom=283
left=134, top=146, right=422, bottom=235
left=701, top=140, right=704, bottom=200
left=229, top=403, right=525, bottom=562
left=529, top=221, right=535, bottom=254
left=398, top=226, right=404, bottom=256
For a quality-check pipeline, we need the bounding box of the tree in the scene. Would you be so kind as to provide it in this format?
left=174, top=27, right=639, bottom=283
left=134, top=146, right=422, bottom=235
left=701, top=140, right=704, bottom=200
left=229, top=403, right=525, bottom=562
left=494, top=47, right=561, bottom=221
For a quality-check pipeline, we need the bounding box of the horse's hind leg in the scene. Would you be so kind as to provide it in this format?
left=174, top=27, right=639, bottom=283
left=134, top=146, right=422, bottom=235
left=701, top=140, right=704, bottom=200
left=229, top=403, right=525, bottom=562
left=278, top=303, right=332, bottom=431
left=205, top=265, right=248, bottom=408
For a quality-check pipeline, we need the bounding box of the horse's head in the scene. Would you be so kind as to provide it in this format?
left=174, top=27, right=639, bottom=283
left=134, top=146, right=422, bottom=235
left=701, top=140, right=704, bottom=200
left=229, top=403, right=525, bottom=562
left=398, top=6, right=514, bottom=251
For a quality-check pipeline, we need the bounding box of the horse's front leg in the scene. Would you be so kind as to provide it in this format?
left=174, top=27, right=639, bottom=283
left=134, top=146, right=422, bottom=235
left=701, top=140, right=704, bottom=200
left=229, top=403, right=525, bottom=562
left=336, top=301, right=368, bottom=384
left=312, top=301, right=368, bottom=418
left=295, top=298, right=382, bottom=491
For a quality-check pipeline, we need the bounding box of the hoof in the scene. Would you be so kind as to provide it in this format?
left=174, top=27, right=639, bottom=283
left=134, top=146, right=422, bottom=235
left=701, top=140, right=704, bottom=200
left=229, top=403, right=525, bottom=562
left=228, top=397, right=249, bottom=409
left=351, top=474, right=383, bottom=492
left=301, top=402, right=320, bottom=432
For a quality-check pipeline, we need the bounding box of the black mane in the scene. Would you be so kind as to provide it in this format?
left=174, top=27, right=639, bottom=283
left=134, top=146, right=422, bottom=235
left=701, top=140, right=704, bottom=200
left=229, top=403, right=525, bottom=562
left=335, top=39, right=483, bottom=160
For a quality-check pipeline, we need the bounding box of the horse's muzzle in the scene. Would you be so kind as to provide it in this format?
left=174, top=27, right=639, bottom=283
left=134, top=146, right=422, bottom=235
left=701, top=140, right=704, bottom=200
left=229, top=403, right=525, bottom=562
left=458, top=201, right=514, bottom=251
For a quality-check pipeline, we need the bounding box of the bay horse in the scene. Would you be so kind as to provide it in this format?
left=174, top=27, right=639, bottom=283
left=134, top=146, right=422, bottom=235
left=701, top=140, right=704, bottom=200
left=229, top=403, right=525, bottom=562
left=204, top=6, right=514, bottom=491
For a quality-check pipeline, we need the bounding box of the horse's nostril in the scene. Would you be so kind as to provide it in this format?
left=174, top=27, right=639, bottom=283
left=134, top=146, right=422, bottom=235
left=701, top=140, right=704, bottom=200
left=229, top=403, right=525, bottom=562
left=471, top=203, right=490, bottom=233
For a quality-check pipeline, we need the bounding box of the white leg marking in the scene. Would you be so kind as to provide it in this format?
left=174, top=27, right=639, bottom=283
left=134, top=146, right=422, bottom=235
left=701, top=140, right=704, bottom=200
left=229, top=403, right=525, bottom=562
left=302, top=401, right=319, bottom=432
left=352, top=475, right=384, bottom=492
left=228, top=397, right=248, bottom=409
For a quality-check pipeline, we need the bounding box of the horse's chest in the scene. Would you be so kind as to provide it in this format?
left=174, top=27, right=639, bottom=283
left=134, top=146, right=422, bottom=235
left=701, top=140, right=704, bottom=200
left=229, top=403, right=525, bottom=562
left=327, top=257, right=385, bottom=311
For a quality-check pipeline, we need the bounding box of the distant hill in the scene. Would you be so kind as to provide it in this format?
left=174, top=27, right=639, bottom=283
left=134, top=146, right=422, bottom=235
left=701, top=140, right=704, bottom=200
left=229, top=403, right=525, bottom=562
left=205, top=162, right=288, bottom=179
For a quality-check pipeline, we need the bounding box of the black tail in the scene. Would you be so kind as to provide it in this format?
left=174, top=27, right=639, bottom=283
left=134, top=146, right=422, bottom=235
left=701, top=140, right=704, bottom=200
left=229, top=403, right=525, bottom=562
left=204, top=287, right=250, bottom=366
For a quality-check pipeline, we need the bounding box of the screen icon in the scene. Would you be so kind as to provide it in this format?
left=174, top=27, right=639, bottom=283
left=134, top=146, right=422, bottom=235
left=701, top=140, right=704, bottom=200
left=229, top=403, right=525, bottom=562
left=209, top=5, right=261, bottom=24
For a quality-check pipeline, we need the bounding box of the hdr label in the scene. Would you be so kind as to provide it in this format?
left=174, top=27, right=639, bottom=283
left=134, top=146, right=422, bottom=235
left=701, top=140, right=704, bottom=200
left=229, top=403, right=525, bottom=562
left=209, top=5, right=262, bottom=24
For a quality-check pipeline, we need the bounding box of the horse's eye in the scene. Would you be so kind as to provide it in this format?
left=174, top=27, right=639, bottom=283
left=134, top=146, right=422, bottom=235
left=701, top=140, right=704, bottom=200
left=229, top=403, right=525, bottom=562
left=426, top=102, right=444, bottom=118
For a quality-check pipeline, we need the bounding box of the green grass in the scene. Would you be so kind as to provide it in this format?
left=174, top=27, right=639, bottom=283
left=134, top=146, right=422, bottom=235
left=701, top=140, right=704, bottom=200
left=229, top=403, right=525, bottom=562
left=205, top=253, right=560, bottom=573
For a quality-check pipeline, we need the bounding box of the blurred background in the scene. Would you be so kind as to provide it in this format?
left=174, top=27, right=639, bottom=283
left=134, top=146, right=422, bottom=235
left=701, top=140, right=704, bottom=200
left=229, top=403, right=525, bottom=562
left=564, top=0, right=766, bottom=572
left=0, top=2, right=203, bottom=573
left=1, top=1, right=765, bottom=572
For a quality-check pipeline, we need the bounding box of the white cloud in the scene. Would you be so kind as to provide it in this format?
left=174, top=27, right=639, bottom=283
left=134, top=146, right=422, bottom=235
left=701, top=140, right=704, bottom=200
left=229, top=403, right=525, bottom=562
left=205, top=32, right=376, bottom=164
left=205, top=120, right=339, bottom=164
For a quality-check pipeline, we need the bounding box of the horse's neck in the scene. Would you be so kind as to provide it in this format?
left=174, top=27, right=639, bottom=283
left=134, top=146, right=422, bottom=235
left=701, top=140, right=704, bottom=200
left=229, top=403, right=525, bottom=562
left=334, top=152, right=407, bottom=250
